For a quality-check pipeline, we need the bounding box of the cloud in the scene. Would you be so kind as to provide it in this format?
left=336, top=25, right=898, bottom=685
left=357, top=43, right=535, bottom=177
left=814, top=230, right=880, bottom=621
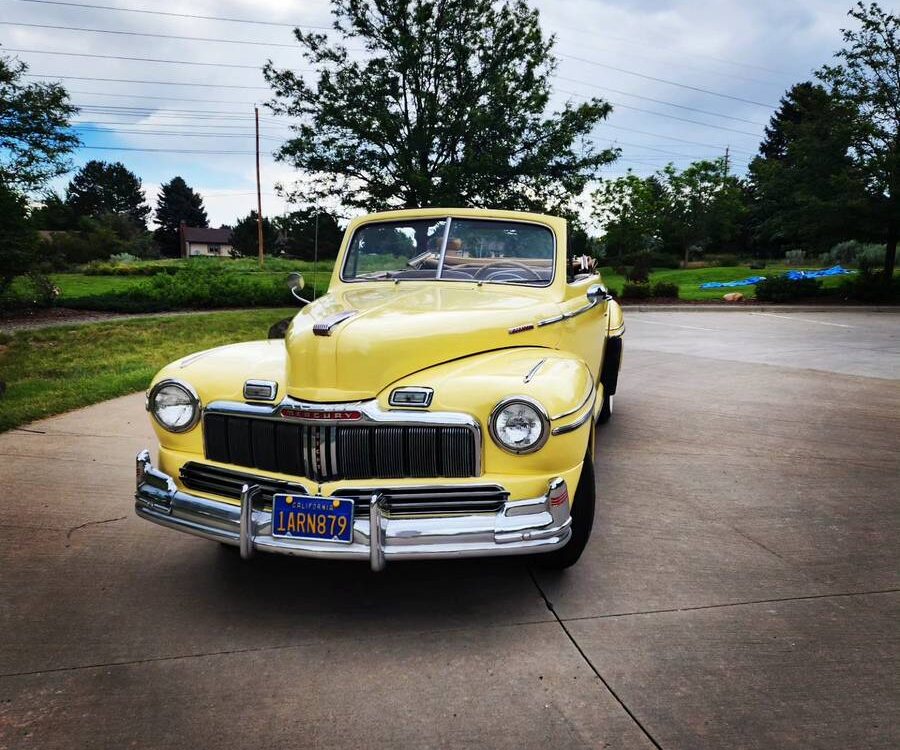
left=4, top=0, right=851, bottom=223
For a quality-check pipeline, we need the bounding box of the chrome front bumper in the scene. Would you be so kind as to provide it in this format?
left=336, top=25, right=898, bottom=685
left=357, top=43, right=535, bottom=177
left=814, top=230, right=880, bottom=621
left=134, top=451, right=572, bottom=571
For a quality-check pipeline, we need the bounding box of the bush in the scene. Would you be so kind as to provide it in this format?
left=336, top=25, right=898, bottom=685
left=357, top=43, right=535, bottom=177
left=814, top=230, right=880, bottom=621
left=712, top=254, right=740, bottom=267
left=621, top=282, right=651, bottom=299
left=626, top=255, right=651, bottom=283
left=784, top=249, right=805, bottom=266
left=108, top=252, right=139, bottom=264
left=826, top=240, right=885, bottom=267
left=755, top=275, right=821, bottom=302
left=64, top=264, right=295, bottom=312
left=837, top=267, right=900, bottom=303
left=650, top=281, right=679, bottom=298
left=749, top=260, right=766, bottom=270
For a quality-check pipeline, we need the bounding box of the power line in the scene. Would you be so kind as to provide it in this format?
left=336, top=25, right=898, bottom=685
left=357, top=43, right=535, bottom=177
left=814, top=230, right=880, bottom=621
left=26, top=73, right=269, bottom=90
left=67, top=89, right=257, bottom=105
left=79, top=144, right=261, bottom=154
left=4, top=47, right=290, bottom=70
left=72, top=119, right=287, bottom=131
left=71, top=125, right=284, bottom=140
left=1, top=20, right=301, bottom=48
left=9, top=0, right=331, bottom=30
left=593, top=123, right=757, bottom=155
left=554, top=77, right=766, bottom=126
left=557, top=53, right=777, bottom=108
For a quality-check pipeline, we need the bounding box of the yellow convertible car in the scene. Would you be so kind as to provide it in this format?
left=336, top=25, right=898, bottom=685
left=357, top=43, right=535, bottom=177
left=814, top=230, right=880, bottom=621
left=135, top=208, right=624, bottom=570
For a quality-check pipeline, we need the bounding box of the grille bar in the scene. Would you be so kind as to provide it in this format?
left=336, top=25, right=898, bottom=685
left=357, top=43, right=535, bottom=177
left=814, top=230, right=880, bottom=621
left=203, top=415, right=478, bottom=482
left=179, top=462, right=505, bottom=517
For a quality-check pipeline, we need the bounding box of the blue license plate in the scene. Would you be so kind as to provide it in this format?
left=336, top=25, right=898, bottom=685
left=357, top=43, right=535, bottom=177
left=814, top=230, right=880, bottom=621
left=271, top=494, right=355, bottom=543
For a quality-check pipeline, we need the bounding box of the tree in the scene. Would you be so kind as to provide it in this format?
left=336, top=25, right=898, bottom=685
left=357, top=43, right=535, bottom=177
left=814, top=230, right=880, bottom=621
left=154, top=176, right=208, bottom=257
left=230, top=211, right=277, bottom=257
left=748, top=82, right=870, bottom=255
left=592, top=160, right=747, bottom=264
left=30, top=190, right=77, bottom=231
left=1, top=55, right=79, bottom=190
left=273, top=209, right=344, bottom=260
left=819, top=2, right=900, bottom=277
left=265, top=0, right=617, bottom=215
left=65, top=161, right=151, bottom=228
left=0, top=180, right=39, bottom=295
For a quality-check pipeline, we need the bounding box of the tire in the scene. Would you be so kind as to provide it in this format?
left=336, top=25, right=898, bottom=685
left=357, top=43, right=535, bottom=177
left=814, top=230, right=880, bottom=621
left=596, top=392, right=613, bottom=424
left=535, top=454, right=596, bottom=569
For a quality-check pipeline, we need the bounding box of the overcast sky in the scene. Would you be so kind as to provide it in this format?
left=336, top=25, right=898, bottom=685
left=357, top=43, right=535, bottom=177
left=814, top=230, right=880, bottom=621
left=1, top=0, right=853, bottom=227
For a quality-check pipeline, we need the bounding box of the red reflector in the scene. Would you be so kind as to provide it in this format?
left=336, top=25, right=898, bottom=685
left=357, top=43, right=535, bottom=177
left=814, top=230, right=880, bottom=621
left=550, top=489, right=569, bottom=507
left=281, top=408, right=362, bottom=421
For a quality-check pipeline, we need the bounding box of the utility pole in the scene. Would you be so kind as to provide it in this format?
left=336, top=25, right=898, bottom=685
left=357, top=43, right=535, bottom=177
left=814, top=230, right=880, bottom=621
left=255, top=106, right=264, bottom=268
left=723, top=145, right=730, bottom=182
left=313, top=210, right=319, bottom=301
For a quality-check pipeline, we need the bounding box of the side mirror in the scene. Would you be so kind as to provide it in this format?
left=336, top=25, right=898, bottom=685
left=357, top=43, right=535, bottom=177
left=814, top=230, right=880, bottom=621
left=287, top=272, right=310, bottom=303
left=587, top=284, right=611, bottom=303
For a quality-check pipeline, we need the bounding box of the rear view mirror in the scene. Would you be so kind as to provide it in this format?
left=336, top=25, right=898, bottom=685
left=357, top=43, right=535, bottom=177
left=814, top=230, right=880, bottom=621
left=287, top=272, right=310, bottom=303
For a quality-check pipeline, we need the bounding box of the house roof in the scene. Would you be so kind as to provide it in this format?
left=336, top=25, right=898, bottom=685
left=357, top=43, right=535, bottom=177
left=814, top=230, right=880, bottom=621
left=182, top=226, right=233, bottom=244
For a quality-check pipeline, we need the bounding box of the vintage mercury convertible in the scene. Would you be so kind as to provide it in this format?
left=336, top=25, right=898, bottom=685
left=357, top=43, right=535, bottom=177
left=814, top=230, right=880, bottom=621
left=135, top=208, right=624, bottom=570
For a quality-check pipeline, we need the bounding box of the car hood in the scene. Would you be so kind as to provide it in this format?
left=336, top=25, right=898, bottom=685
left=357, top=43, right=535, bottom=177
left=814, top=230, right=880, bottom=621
left=284, top=284, right=562, bottom=401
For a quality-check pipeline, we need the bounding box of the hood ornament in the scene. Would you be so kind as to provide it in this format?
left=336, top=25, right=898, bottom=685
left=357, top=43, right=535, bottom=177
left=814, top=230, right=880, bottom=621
left=313, top=310, right=358, bottom=336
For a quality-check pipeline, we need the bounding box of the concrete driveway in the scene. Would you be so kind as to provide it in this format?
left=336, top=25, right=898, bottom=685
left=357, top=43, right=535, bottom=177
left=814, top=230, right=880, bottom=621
left=1, top=310, right=898, bottom=749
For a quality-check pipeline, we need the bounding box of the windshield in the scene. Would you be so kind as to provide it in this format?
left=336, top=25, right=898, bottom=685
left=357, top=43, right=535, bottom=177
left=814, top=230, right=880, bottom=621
left=341, top=217, right=555, bottom=286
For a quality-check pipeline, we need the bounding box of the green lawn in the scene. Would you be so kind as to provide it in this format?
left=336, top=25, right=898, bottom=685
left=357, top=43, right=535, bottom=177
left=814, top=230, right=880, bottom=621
left=0, top=308, right=296, bottom=433
left=598, top=265, right=855, bottom=301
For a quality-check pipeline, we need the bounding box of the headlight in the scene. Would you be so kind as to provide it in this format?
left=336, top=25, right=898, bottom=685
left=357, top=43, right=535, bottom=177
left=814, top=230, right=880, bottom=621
left=148, top=379, right=200, bottom=432
left=489, top=396, right=549, bottom=454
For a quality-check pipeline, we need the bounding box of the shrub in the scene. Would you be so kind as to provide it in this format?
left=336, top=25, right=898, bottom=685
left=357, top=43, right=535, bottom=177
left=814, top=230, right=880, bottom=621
left=626, top=255, right=651, bottom=283
left=712, top=254, right=740, bottom=267
left=108, top=252, right=139, bottom=264
left=749, top=260, right=766, bottom=270
left=825, top=240, right=885, bottom=266
left=64, top=264, right=295, bottom=312
left=784, top=249, right=805, bottom=266
left=837, top=266, right=900, bottom=303
left=650, top=281, right=679, bottom=298
left=755, top=275, right=821, bottom=302
left=621, top=282, right=651, bottom=299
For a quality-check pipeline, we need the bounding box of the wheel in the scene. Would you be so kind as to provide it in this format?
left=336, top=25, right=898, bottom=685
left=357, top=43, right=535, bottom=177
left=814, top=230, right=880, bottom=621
left=535, top=454, right=596, bottom=569
left=596, top=336, right=622, bottom=426
left=596, top=392, right=613, bottom=424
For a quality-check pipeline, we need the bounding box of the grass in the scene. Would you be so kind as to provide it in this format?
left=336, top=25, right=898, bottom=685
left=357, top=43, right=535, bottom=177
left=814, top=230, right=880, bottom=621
left=598, top=265, right=857, bottom=301
left=0, top=308, right=296, bottom=433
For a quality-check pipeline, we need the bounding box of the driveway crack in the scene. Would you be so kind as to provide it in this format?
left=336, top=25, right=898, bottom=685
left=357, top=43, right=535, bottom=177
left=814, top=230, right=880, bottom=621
left=528, top=568, right=664, bottom=750
left=66, top=516, right=127, bottom=540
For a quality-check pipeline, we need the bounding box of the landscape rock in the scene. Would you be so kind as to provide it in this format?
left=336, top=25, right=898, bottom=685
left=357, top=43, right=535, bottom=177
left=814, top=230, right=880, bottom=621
left=723, top=292, right=745, bottom=302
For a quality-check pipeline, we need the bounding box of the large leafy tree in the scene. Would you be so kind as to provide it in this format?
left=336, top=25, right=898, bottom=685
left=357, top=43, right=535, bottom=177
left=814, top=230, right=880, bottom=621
left=154, top=176, right=208, bottom=257
left=748, top=82, right=869, bottom=256
left=65, top=160, right=151, bottom=228
left=819, top=2, right=900, bottom=276
left=593, top=159, right=746, bottom=264
left=1, top=55, right=79, bottom=190
left=230, top=211, right=277, bottom=257
left=0, top=180, right=39, bottom=294
left=273, top=209, right=344, bottom=261
left=265, top=0, right=616, bottom=214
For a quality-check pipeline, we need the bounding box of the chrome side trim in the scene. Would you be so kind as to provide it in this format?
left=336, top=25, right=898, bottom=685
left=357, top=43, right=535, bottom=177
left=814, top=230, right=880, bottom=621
left=550, top=383, right=594, bottom=421
left=312, top=310, right=358, bottom=336
left=550, top=406, right=593, bottom=436
left=523, top=358, right=547, bottom=384
left=537, top=296, right=601, bottom=328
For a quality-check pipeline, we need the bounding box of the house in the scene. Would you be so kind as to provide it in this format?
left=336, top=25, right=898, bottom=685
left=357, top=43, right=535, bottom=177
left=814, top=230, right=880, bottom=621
left=180, top=224, right=234, bottom=257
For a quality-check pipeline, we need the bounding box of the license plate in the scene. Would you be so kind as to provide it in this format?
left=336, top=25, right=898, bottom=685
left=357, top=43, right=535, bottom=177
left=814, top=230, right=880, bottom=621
left=271, top=494, right=354, bottom=543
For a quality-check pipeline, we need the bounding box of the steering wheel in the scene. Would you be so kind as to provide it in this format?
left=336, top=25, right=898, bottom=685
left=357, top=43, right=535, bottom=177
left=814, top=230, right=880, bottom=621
left=473, top=260, right=543, bottom=281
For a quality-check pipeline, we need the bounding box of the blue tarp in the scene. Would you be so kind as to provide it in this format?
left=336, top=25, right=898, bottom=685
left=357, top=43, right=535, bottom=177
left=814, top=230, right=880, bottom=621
left=700, top=276, right=766, bottom=289
left=785, top=265, right=853, bottom=280
left=699, top=265, right=854, bottom=289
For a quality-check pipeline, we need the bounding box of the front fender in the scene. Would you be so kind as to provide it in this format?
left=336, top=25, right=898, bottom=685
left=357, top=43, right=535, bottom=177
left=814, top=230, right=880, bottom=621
left=378, top=347, right=595, bottom=478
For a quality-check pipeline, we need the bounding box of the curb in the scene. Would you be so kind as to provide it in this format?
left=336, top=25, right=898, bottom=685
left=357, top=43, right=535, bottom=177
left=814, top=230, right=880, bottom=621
left=621, top=304, right=900, bottom=313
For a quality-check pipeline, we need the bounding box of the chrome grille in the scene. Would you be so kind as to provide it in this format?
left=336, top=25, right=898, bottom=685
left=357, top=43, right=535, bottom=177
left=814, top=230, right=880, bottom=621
left=179, top=463, right=505, bottom=517
left=203, top=414, right=479, bottom=482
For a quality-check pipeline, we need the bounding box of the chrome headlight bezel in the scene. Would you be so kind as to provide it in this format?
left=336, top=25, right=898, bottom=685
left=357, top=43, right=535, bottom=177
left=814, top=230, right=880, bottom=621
left=147, top=378, right=201, bottom=433
left=488, top=396, right=550, bottom=455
